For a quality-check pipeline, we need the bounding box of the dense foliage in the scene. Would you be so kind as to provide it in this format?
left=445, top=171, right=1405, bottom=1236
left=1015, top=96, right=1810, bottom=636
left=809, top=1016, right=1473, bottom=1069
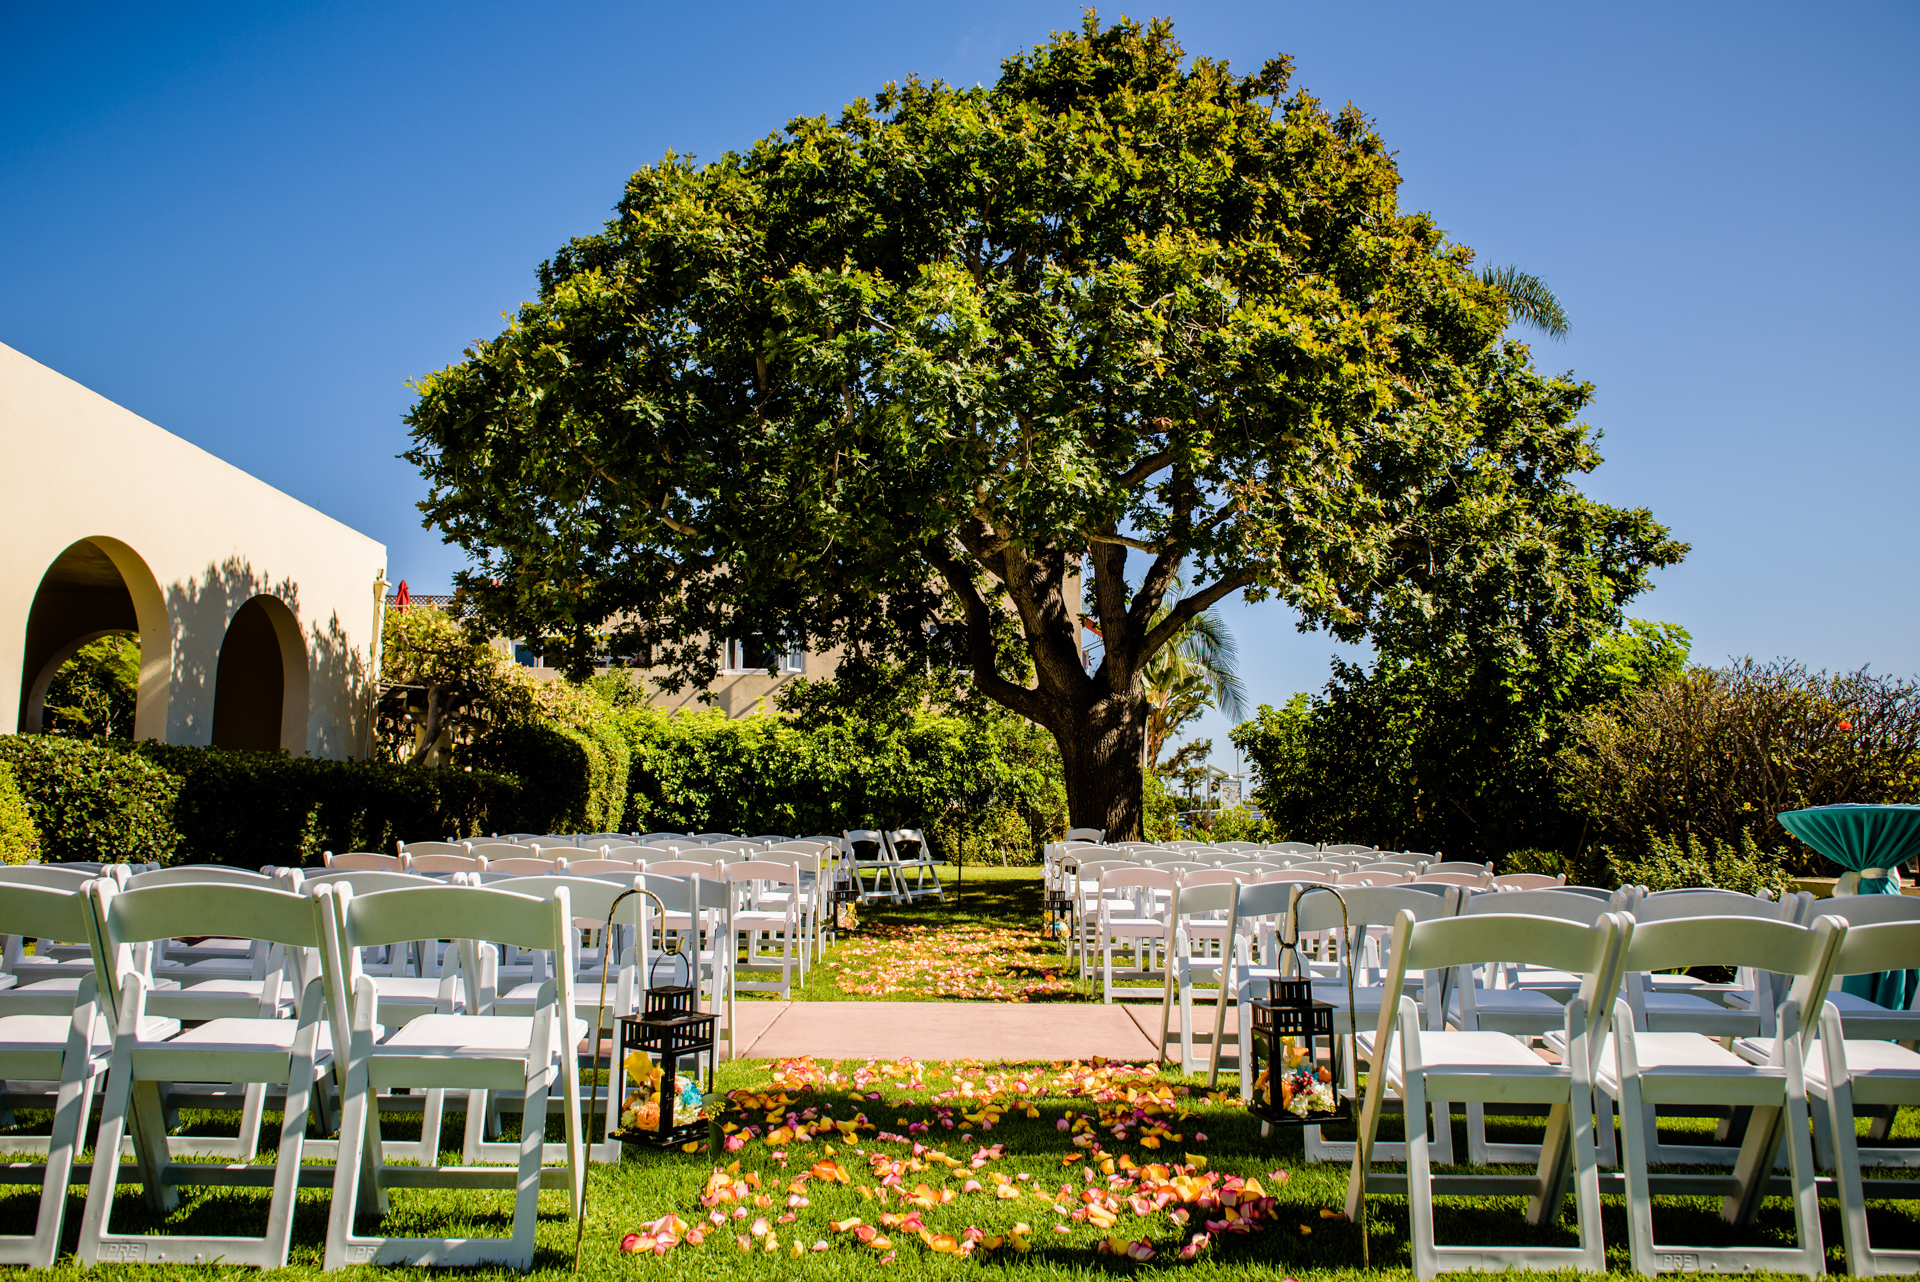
left=467, top=720, right=630, bottom=836
left=0, top=761, right=39, bottom=864
left=40, top=633, right=138, bottom=740
left=403, top=15, right=1677, bottom=838
left=0, top=736, right=183, bottom=865
left=0, top=735, right=515, bottom=868
left=1558, top=659, right=1920, bottom=878
left=1233, top=620, right=1691, bottom=862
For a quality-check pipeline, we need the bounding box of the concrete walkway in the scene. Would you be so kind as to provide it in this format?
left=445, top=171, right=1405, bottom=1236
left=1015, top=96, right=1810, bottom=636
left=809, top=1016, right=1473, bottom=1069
left=732, top=1000, right=1165, bottom=1061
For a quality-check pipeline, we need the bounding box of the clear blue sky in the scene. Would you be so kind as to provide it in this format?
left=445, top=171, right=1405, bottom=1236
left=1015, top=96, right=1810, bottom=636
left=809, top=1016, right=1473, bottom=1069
left=6, top=2, right=1916, bottom=774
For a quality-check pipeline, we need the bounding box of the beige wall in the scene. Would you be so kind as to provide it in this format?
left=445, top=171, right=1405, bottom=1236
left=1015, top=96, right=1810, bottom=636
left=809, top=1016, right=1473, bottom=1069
left=1, top=342, right=387, bottom=758
left=511, top=638, right=846, bottom=717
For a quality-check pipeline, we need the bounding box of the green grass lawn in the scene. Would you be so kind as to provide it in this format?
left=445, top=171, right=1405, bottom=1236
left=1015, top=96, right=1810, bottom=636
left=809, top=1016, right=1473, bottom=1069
left=1, top=863, right=1913, bottom=1276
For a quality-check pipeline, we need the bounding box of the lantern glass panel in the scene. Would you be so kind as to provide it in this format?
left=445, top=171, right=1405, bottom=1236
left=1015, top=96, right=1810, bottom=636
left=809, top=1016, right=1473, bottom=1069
left=616, top=1004, right=716, bottom=1148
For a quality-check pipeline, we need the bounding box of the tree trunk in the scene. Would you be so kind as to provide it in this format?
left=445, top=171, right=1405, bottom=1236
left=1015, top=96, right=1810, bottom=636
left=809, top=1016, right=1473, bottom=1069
left=1054, top=689, right=1149, bottom=840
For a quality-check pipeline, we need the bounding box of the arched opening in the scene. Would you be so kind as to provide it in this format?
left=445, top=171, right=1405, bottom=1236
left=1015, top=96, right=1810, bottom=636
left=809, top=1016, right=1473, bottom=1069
left=19, top=538, right=169, bottom=739
left=211, top=594, right=308, bottom=753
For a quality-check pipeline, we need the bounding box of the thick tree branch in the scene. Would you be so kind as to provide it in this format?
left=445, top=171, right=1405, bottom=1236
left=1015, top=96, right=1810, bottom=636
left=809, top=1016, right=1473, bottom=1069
left=1115, top=450, right=1176, bottom=490
left=1089, top=532, right=1161, bottom=554
left=927, top=546, right=1050, bottom=723
left=1140, top=571, right=1258, bottom=659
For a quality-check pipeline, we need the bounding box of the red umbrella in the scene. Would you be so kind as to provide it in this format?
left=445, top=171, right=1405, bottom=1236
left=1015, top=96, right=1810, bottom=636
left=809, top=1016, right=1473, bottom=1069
left=394, top=580, right=411, bottom=611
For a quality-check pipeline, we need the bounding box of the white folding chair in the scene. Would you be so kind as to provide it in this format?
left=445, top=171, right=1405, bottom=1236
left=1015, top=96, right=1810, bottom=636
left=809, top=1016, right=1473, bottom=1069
left=1163, top=881, right=1239, bottom=1071
left=727, top=862, right=801, bottom=998
left=78, top=880, right=332, bottom=1269
left=397, top=841, right=469, bottom=860
left=407, top=852, right=488, bottom=875
left=1096, top=868, right=1178, bottom=1003
left=316, top=881, right=586, bottom=1269
left=1345, top=910, right=1628, bottom=1278
left=1601, top=914, right=1842, bottom=1277
left=1802, top=918, right=1920, bottom=1275
left=1490, top=872, right=1567, bottom=891
left=1065, top=827, right=1105, bottom=844
left=1321, top=844, right=1374, bottom=855
left=844, top=829, right=905, bottom=904
left=0, top=882, right=121, bottom=1268
left=888, top=828, right=945, bottom=903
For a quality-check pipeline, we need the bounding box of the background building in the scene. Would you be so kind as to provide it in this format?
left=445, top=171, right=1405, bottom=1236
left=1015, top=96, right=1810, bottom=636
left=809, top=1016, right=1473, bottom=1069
left=2, top=342, right=387, bottom=757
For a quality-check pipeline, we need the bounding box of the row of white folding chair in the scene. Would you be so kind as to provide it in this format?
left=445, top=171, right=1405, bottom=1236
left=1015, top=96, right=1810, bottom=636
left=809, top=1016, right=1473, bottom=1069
left=1341, top=902, right=1871, bottom=1278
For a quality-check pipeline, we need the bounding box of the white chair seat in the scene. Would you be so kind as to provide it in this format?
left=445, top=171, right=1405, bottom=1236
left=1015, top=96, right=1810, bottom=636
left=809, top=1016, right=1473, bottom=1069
left=1640, top=991, right=1761, bottom=1036
left=0, top=1013, right=176, bottom=1076
left=131, top=1016, right=340, bottom=1080
left=0, top=974, right=180, bottom=1015
left=1596, top=1031, right=1787, bottom=1099
left=379, top=1013, right=590, bottom=1057
left=1805, top=1037, right=1920, bottom=1088
left=1360, top=1028, right=1566, bottom=1086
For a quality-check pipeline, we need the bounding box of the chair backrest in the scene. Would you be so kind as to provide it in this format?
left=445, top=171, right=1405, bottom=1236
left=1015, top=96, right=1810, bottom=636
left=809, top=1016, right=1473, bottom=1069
left=1174, top=882, right=1238, bottom=916
left=800, top=834, right=846, bottom=852
left=1321, top=844, right=1374, bottom=855
left=488, top=874, right=648, bottom=932
left=1461, top=886, right=1622, bottom=925
left=639, top=833, right=690, bottom=845
left=468, top=842, right=530, bottom=862
left=1620, top=915, right=1844, bottom=1035
left=1488, top=872, right=1566, bottom=891
left=645, top=859, right=722, bottom=881
left=1098, top=867, right=1180, bottom=894
left=1153, top=860, right=1212, bottom=875
left=577, top=833, right=631, bottom=844
left=754, top=850, right=822, bottom=877
left=1222, top=862, right=1271, bottom=875
left=331, top=881, right=568, bottom=956
left=1262, top=869, right=1334, bottom=885
left=1338, top=870, right=1408, bottom=886
left=1065, top=827, right=1105, bottom=843
left=399, top=841, right=469, bottom=858
left=1266, top=842, right=1319, bottom=854
left=725, top=860, right=800, bottom=888
left=694, top=833, right=740, bottom=844
left=91, top=880, right=321, bottom=951
left=408, top=852, right=487, bottom=873
left=0, top=864, right=101, bottom=891
left=704, top=841, right=764, bottom=857
left=844, top=830, right=888, bottom=860
left=598, top=845, right=653, bottom=863
left=286, top=868, right=435, bottom=895
left=0, top=881, right=96, bottom=951
left=486, top=856, right=566, bottom=875
left=1385, top=910, right=1627, bottom=1043
left=888, top=829, right=929, bottom=860
left=1408, top=872, right=1485, bottom=887
left=564, top=859, right=641, bottom=876
left=124, top=864, right=274, bottom=890
left=1164, top=841, right=1208, bottom=851
left=765, top=841, right=832, bottom=857
left=1294, top=884, right=1464, bottom=933
left=1810, top=893, right=1920, bottom=926
left=1630, top=889, right=1801, bottom=924
left=1425, top=861, right=1493, bottom=877
left=1286, top=861, right=1346, bottom=876
left=1822, top=919, right=1920, bottom=983
left=323, top=851, right=405, bottom=872
left=1070, top=858, right=1139, bottom=880
left=1182, top=868, right=1250, bottom=887
left=497, top=833, right=543, bottom=843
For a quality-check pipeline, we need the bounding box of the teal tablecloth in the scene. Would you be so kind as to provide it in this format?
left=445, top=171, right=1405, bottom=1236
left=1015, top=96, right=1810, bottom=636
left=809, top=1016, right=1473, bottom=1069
left=1777, top=804, right=1919, bottom=1012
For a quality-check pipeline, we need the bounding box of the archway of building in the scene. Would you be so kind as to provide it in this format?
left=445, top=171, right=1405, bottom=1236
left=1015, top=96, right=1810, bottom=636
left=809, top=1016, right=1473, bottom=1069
left=18, top=537, right=170, bottom=738
left=211, top=594, right=309, bottom=753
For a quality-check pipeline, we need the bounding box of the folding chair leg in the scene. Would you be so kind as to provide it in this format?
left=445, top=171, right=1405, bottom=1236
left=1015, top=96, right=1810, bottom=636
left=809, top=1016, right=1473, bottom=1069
left=1402, top=1062, right=1440, bottom=1280
left=0, top=1056, right=98, bottom=1268
left=1617, top=1075, right=1661, bottom=1278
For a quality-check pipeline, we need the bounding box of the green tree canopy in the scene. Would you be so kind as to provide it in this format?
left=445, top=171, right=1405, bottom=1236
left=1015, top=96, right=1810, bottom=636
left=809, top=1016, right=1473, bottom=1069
left=406, top=14, right=1681, bottom=837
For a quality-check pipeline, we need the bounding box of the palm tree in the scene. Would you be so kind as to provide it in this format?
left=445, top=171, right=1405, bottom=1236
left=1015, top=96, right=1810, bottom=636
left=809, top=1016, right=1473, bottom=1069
left=1481, top=264, right=1569, bottom=339
left=1083, top=571, right=1248, bottom=771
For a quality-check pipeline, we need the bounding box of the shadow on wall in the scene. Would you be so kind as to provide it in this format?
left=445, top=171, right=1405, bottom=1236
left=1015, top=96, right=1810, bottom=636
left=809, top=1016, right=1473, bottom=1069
left=165, top=558, right=371, bottom=758
left=307, top=608, right=368, bottom=760
left=168, top=558, right=307, bottom=752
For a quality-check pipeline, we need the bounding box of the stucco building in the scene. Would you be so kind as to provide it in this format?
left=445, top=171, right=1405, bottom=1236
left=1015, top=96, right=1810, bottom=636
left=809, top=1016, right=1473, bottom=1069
left=2, top=342, right=388, bottom=757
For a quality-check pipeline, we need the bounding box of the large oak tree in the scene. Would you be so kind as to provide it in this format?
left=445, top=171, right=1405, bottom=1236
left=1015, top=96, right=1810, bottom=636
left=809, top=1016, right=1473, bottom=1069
left=406, top=15, right=1682, bottom=839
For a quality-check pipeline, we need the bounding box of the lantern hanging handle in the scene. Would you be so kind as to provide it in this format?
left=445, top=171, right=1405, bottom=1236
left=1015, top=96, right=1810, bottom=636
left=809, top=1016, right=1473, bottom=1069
left=574, top=883, right=670, bottom=1275
left=1280, top=883, right=1366, bottom=1267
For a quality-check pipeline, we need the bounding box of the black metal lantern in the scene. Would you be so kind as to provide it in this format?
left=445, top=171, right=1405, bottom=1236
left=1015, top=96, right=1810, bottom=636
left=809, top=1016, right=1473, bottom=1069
left=1247, top=976, right=1349, bottom=1126
left=1043, top=887, right=1075, bottom=937
left=615, top=984, right=716, bottom=1149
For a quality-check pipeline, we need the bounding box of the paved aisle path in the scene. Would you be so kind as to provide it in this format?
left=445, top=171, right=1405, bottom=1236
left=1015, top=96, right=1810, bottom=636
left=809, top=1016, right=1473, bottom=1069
left=735, top=1001, right=1161, bottom=1061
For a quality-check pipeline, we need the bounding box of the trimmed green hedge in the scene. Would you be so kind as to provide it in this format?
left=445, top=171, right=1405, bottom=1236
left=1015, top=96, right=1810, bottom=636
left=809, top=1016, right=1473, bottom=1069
left=0, top=736, right=184, bottom=865
left=0, top=735, right=518, bottom=869
left=466, top=719, right=628, bottom=836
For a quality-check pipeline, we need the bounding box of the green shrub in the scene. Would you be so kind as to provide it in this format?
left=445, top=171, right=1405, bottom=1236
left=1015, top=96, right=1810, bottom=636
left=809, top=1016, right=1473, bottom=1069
left=132, top=742, right=517, bottom=867
left=0, top=736, right=182, bottom=865
left=1192, top=806, right=1276, bottom=844
left=1608, top=829, right=1795, bottom=899
left=0, top=761, right=39, bottom=864
left=465, top=721, right=625, bottom=836
left=930, top=802, right=1041, bottom=867
left=1501, top=847, right=1568, bottom=878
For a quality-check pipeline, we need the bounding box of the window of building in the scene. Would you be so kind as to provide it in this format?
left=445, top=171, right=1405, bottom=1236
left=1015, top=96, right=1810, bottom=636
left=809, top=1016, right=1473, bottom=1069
left=722, top=635, right=805, bottom=675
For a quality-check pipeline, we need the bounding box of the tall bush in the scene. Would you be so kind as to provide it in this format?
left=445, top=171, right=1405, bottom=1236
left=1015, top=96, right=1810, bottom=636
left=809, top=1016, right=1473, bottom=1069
left=0, top=736, right=182, bottom=865
left=466, top=721, right=627, bottom=836
left=1558, top=659, right=1920, bottom=877
left=0, top=760, right=39, bottom=863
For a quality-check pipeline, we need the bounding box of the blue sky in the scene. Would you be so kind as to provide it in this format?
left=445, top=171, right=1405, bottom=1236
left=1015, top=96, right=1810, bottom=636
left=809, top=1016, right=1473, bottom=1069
left=5, top=2, right=1916, bottom=775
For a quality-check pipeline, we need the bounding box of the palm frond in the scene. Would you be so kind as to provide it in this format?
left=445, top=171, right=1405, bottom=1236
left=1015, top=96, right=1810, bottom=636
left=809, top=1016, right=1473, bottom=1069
left=1481, top=264, right=1569, bottom=339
